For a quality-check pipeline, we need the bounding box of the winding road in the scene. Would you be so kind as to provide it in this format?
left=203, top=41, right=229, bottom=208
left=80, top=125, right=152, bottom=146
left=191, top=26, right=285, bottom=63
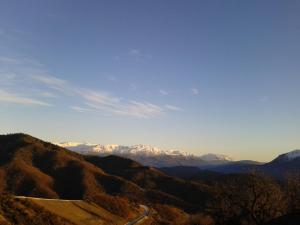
left=125, top=205, right=150, bottom=225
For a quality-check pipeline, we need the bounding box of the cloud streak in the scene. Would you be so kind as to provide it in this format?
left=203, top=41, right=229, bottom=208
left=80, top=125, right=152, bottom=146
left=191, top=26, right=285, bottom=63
left=0, top=55, right=180, bottom=118
left=29, top=74, right=165, bottom=118
left=0, top=89, right=52, bottom=106
left=165, top=104, right=182, bottom=112
left=159, top=89, right=168, bottom=96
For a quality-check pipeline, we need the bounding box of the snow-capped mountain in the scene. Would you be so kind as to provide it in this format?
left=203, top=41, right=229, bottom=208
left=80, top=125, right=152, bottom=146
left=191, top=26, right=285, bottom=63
left=199, top=153, right=233, bottom=161
left=271, top=149, right=300, bottom=163
left=55, top=142, right=233, bottom=167
left=284, top=149, right=300, bottom=160
left=261, top=149, right=300, bottom=178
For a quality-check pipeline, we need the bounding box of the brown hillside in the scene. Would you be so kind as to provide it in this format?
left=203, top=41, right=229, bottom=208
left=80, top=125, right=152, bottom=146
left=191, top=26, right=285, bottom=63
left=0, top=134, right=211, bottom=213
left=86, top=155, right=211, bottom=211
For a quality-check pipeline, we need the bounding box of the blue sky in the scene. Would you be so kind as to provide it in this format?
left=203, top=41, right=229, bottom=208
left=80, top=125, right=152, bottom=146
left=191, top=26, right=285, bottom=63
left=0, top=0, right=300, bottom=161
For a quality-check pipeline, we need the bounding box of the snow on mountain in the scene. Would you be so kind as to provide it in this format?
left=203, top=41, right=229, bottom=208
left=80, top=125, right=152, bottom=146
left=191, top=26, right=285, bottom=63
left=57, top=142, right=192, bottom=156
left=269, top=149, right=300, bottom=164
left=285, top=150, right=300, bottom=160
left=275, top=149, right=300, bottom=161
left=55, top=142, right=233, bottom=167
left=199, top=153, right=233, bottom=161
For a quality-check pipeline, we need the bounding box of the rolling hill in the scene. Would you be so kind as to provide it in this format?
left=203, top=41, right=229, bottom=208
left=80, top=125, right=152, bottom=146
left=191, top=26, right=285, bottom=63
left=0, top=133, right=215, bottom=224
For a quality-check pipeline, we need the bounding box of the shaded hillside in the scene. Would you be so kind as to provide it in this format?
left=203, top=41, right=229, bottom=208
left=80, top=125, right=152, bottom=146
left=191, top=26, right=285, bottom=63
left=203, top=160, right=263, bottom=174
left=86, top=155, right=212, bottom=211
left=160, top=166, right=223, bottom=181
left=261, top=152, right=300, bottom=178
left=0, top=133, right=143, bottom=218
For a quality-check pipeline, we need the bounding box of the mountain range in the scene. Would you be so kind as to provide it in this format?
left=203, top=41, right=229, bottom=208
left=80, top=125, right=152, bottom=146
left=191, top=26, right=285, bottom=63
left=56, top=142, right=234, bottom=167
left=162, top=150, right=300, bottom=179
left=0, top=133, right=299, bottom=225
left=56, top=142, right=300, bottom=179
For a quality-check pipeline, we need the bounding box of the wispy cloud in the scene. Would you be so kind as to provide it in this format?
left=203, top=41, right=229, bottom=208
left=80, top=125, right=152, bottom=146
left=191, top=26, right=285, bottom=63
left=112, top=101, right=164, bottom=118
left=70, top=106, right=92, bottom=113
left=30, top=74, right=66, bottom=91
left=40, top=92, right=58, bottom=98
left=30, top=74, right=165, bottom=118
left=0, top=89, right=52, bottom=106
left=191, top=88, right=199, bottom=95
left=0, top=55, right=179, bottom=118
left=165, top=104, right=182, bottom=112
left=159, top=89, right=168, bottom=96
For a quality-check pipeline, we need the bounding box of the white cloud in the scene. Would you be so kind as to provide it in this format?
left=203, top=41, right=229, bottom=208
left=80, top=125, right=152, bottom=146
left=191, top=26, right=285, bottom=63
left=159, top=90, right=168, bottom=95
left=0, top=89, right=51, bottom=106
left=191, top=88, right=199, bottom=95
left=165, top=104, right=182, bottom=112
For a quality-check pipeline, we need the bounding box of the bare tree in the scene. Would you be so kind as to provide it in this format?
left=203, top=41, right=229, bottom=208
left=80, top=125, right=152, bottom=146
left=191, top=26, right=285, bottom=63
left=284, top=173, right=300, bottom=213
left=208, top=173, right=286, bottom=225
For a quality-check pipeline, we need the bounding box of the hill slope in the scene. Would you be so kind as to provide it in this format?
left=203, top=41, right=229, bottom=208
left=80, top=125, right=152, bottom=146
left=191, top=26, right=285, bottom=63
left=0, top=133, right=143, bottom=219
left=0, top=133, right=214, bottom=221
left=19, top=197, right=126, bottom=225
left=0, top=194, right=74, bottom=225
left=261, top=150, right=300, bottom=178
left=86, top=155, right=212, bottom=211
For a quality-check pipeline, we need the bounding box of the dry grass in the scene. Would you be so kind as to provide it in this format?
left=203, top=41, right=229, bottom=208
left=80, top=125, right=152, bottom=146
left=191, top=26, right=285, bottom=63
left=28, top=198, right=126, bottom=225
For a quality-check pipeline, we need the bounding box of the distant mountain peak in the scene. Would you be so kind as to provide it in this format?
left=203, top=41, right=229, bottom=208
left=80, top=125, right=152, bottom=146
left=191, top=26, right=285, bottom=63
left=284, top=149, right=300, bottom=160
left=271, top=149, right=300, bottom=163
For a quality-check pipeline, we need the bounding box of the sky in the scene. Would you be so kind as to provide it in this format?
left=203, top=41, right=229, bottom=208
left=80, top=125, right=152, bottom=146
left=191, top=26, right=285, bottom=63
left=0, top=0, right=300, bottom=161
